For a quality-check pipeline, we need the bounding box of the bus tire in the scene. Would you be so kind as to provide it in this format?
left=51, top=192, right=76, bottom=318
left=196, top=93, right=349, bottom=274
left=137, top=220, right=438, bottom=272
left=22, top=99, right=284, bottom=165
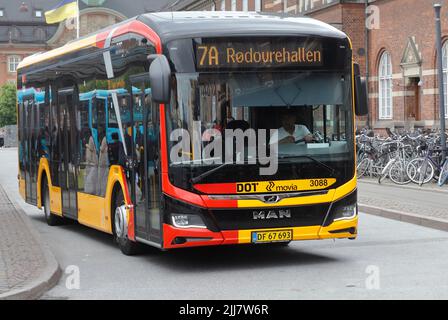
left=42, top=178, right=62, bottom=226
left=113, top=189, right=141, bottom=256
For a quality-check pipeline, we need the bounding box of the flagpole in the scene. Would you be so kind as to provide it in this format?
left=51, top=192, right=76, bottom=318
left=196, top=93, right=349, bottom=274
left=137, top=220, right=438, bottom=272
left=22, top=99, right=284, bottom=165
left=76, top=0, right=80, bottom=39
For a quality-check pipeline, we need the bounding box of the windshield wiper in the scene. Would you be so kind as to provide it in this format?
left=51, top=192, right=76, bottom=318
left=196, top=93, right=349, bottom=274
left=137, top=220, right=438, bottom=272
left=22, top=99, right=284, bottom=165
left=190, top=157, right=268, bottom=184
left=278, top=155, right=339, bottom=177
left=190, top=162, right=231, bottom=184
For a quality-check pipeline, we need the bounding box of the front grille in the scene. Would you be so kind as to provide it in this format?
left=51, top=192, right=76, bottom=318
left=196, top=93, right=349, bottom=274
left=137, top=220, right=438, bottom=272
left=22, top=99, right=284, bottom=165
left=209, top=203, right=331, bottom=230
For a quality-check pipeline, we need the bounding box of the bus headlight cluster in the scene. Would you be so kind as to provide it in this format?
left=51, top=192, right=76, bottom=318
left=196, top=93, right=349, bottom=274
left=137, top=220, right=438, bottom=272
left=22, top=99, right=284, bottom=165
left=171, top=214, right=206, bottom=229
left=325, top=190, right=358, bottom=225
left=333, top=204, right=357, bottom=221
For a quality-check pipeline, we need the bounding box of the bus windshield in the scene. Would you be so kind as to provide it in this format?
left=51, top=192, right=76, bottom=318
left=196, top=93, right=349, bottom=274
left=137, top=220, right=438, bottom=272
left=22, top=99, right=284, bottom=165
left=166, top=71, right=355, bottom=188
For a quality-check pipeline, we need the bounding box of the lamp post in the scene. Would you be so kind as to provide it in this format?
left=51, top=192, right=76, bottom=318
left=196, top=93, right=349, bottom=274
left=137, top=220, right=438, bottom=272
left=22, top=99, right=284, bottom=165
left=434, top=3, right=447, bottom=160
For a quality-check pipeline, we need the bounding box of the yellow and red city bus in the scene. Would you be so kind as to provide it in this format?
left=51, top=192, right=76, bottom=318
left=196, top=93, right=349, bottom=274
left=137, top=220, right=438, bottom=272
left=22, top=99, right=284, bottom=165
left=17, top=12, right=368, bottom=255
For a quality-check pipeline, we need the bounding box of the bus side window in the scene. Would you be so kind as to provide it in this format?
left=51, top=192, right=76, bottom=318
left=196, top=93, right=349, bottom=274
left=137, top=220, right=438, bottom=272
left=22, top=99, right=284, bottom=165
left=18, top=97, right=25, bottom=178
left=78, top=99, right=91, bottom=192
left=96, top=98, right=109, bottom=197
left=50, top=86, right=59, bottom=187
left=85, top=95, right=99, bottom=195
left=38, top=86, right=50, bottom=159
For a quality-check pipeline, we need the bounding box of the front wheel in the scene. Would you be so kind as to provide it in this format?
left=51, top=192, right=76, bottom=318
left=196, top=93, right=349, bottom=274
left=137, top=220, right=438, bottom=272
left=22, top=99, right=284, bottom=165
left=113, top=189, right=142, bottom=256
left=43, top=180, right=63, bottom=226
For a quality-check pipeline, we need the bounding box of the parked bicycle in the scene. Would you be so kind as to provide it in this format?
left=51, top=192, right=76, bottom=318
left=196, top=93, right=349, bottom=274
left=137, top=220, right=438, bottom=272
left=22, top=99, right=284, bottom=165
left=356, top=128, right=448, bottom=187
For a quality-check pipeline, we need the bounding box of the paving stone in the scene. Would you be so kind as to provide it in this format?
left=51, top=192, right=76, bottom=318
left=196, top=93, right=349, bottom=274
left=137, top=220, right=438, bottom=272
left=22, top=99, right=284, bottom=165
left=358, top=179, right=448, bottom=222
left=0, top=185, right=46, bottom=295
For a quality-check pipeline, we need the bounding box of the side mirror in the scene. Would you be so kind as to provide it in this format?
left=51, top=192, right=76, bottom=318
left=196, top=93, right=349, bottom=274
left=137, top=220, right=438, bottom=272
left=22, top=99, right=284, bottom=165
left=354, top=63, right=368, bottom=116
left=148, top=54, right=171, bottom=104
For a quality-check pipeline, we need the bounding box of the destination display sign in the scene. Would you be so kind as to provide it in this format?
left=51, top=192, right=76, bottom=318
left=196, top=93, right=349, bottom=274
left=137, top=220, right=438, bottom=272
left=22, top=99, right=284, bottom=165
left=195, top=38, right=324, bottom=70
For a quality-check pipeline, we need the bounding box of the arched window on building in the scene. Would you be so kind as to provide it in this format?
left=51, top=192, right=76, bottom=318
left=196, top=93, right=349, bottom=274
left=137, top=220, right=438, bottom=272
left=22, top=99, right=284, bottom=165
left=442, top=42, right=448, bottom=118
left=378, top=51, right=393, bottom=119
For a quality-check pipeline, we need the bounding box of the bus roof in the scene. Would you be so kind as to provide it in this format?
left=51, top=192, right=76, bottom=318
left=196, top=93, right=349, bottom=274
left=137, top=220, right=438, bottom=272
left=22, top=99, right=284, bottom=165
left=140, top=11, right=347, bottom=42
left=18, top=12, right=348, bottom=71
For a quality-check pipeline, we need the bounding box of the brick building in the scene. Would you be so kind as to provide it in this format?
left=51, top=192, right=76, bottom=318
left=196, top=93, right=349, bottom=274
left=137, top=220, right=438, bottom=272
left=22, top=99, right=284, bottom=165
left=0, top=0, right=177, bottom=86
left=171, top=0, right=448, bottom=131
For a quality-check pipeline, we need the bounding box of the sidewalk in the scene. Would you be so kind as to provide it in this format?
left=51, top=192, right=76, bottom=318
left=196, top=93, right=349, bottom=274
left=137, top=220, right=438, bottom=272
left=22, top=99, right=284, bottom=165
left=0, top=184, right=60, bottom=300
left=358, top=178, right=448, bottom=232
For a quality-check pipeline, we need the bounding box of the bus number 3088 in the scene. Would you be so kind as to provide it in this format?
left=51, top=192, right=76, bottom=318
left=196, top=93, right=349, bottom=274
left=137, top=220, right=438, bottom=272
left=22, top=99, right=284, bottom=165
left=309, top=179, right=328, bottom=187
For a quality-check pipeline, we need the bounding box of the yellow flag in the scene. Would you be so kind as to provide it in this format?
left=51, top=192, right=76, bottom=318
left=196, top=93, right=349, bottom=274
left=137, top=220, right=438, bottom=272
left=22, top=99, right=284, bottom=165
left=45, top=0, right=78, bottom=24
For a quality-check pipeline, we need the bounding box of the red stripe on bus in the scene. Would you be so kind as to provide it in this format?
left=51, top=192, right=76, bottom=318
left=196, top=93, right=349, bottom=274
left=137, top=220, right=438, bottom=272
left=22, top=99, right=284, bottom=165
left=95, top=20, right=162, bottom=53
left=120, top=167, right=135, bottom=241
left=159, top=105, right=238, bottom=209
left=159, top=105, right=204, bottom=208
left=162, top=224, right=240, bottom=249
left=220, top=231, right=239, bottom=245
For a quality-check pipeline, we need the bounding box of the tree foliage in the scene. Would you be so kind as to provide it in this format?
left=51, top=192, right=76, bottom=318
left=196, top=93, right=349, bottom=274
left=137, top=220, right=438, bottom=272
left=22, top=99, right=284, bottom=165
left=0, top=83, right=17, bottom=127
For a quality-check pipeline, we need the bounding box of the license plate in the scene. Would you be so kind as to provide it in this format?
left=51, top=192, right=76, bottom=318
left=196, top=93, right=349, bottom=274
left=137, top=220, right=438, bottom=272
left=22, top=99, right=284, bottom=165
left=251, top=230, right=293, bottom=243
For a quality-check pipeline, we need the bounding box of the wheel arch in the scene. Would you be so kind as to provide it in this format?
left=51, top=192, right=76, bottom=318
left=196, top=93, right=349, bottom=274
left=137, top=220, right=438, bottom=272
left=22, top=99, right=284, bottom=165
left=104, top=165, right=134, bottom=239
left=37, top=158, right=51, bottom=209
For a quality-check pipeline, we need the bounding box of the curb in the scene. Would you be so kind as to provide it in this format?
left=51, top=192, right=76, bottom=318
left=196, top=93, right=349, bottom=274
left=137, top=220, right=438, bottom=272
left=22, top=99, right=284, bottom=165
left=0, top=192, right=61, bottom=300
left=358, top=179, right=448, bottom=195
left=359, top=203, right=448, bottom=232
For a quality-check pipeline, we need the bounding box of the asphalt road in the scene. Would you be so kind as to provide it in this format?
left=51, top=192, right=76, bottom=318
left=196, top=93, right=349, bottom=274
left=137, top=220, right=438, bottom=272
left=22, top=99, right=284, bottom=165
left=1, top=148, right=448, bottom=299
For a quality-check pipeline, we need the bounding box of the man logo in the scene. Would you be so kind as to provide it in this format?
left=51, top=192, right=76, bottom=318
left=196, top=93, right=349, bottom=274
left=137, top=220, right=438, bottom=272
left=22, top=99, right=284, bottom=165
left=263, top=195, right=280, bottom=204
left=252, top=209, right=291, bottom=220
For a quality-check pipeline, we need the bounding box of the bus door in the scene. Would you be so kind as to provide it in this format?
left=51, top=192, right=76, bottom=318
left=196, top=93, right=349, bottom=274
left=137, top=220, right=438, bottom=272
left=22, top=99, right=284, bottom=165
left=23, top=94, right=37, bottom=204
left=129, top=75, right=162, bottom=244
left=58, top=88, right=78, bottom=219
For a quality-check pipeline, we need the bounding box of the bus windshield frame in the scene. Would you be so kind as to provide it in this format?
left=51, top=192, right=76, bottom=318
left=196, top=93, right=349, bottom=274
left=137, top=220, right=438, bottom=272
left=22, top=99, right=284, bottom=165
left=165, top=36, right=355, bottom=192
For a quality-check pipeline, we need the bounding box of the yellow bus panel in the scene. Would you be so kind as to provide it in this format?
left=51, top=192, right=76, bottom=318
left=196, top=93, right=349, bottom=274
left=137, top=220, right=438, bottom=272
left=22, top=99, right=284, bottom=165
left=50, top=186, right=62, bottom=216
left=77, top=192, right=110, bottom=233
left=19, top=178, right=26, bottom=200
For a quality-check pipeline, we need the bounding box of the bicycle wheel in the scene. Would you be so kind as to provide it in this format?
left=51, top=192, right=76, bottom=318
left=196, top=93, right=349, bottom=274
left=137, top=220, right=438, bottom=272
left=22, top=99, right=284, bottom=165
left=357, top=158, right=370, bottom=178
left=388, top=160, right=411, bottom=185
left=378, top=159, right=395, bottom=184
left=406, top=158, right=434, bottom=185
left=438, top=159, right=448, bottom=186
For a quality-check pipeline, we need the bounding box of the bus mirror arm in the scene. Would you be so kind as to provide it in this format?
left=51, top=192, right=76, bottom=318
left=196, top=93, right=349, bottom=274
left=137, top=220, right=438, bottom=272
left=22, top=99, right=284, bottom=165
left=148, top=54, right=171, bottom=105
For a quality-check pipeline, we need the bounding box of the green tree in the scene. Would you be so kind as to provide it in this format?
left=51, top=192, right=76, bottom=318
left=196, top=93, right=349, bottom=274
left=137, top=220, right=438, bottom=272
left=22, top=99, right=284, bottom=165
left=0, top=83, right=17, bottom=127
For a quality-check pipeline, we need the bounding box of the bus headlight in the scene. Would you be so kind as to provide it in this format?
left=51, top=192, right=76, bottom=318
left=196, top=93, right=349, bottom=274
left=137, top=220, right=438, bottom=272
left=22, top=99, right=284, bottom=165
left=171, top=214, right=207, bottom=229
left=333, top=204, right=357, bottom=221
left=324, top=189, right=358, bottom=225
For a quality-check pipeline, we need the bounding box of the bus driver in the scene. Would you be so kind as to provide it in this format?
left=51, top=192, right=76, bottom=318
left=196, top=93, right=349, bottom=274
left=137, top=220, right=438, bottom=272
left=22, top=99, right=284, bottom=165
left=269, top=109, right=314, bottom=145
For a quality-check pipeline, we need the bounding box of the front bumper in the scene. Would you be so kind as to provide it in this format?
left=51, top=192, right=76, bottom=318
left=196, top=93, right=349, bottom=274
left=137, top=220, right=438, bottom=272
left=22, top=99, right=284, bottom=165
left=162, top=216, right=358, bottom=249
